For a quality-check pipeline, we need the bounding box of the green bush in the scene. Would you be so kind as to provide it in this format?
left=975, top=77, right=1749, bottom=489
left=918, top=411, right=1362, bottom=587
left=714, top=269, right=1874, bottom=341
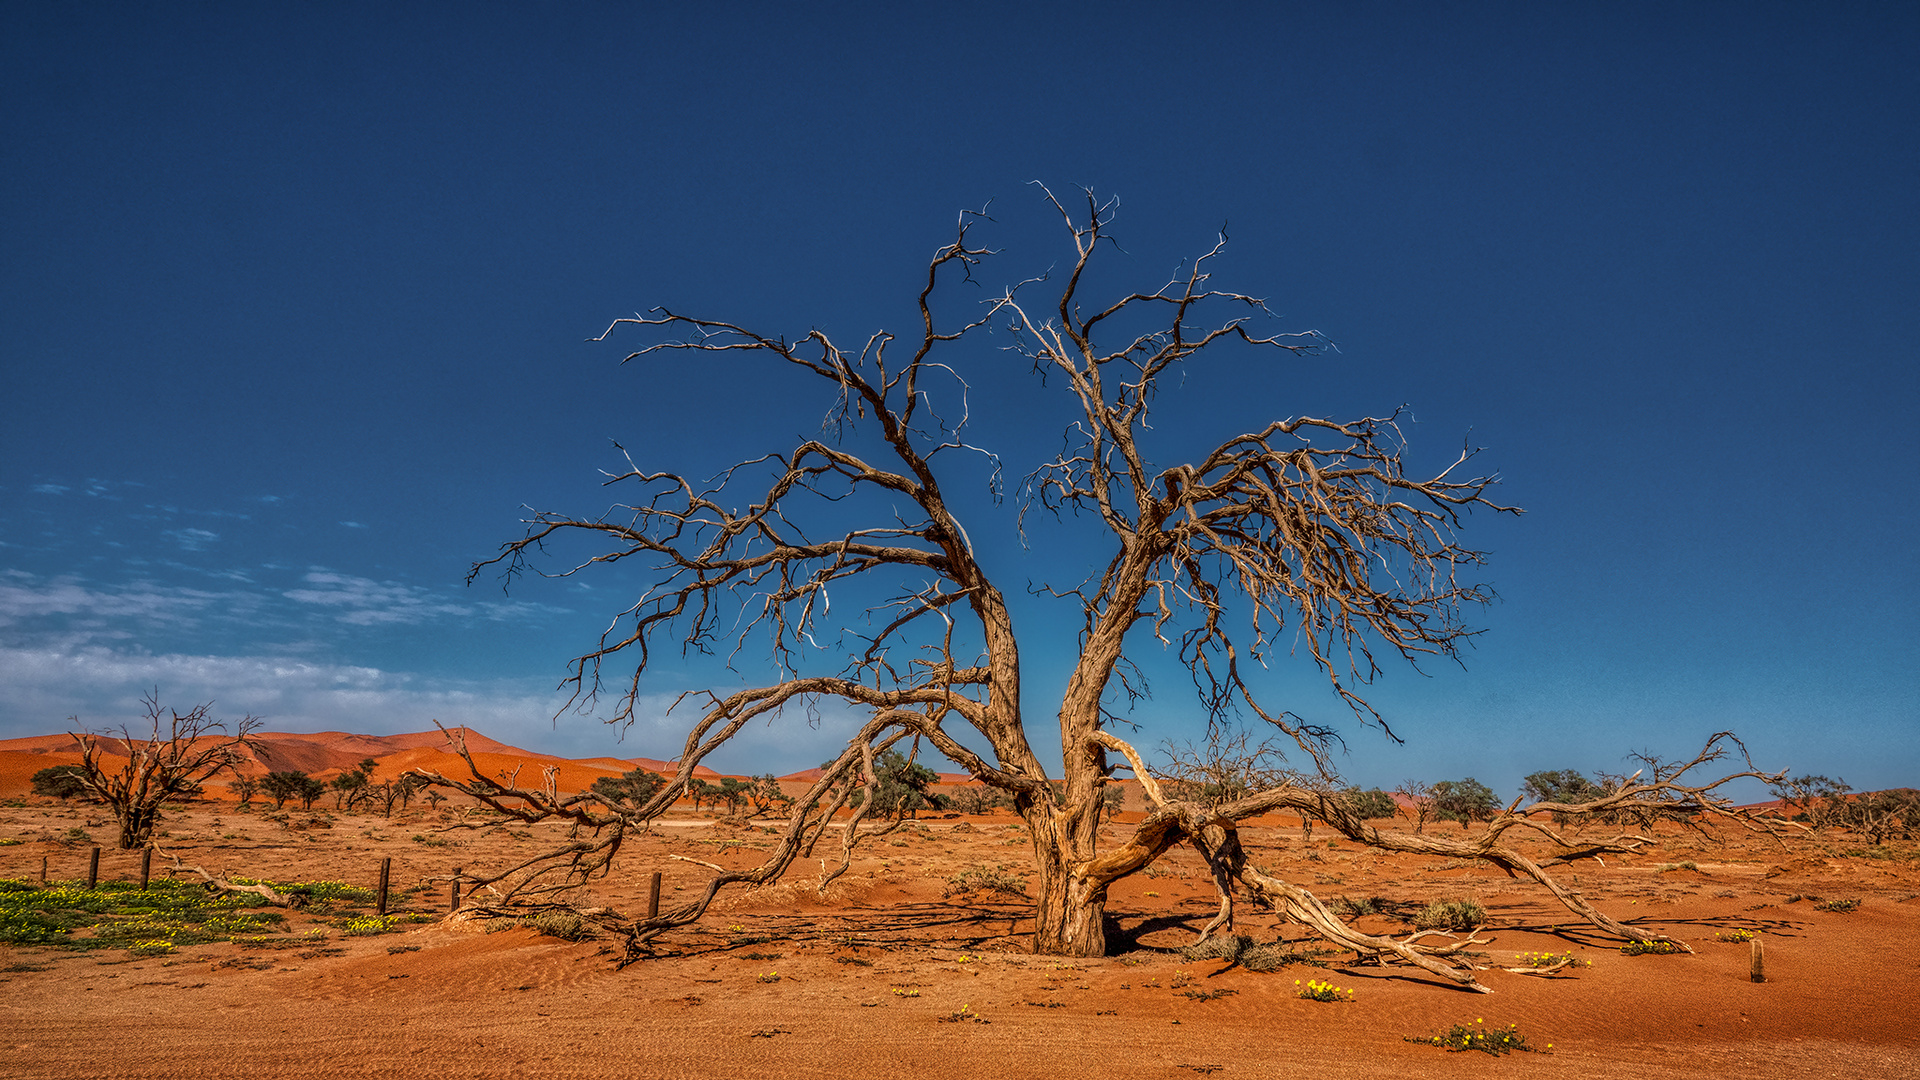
left=590, top=768, right=666, bottom=809
left=30, top=765, right=89, bottom=801
left=1430, top=779, right=1498, bottom=827
left=1339, top=788, right=1398, bottom=820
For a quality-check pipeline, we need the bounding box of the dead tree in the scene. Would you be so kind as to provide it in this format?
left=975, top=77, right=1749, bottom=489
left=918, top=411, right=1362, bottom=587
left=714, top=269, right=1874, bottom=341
left=453, top=187, right=1777, bottom=988
left=69, top=690, right=261, bottom=849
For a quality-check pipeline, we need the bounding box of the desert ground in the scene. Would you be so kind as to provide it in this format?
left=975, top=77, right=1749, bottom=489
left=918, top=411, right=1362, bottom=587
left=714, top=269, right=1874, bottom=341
left=1, top=735, right=1916, bottom=1079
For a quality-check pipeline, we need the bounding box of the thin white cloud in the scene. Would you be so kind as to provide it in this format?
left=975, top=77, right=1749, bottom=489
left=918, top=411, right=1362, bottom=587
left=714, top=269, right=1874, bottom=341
left=163, top=527, right=220, bottom=551
left=0, top=643, right=692, bottom=761
left=0, top=570, right=234, bottom=631
left=284, top=570, right=563, bottom=626
left=283, top=571, right=471, bottom=626
left=339, top=521, right=369, bottom=529
left=0, top=569, right=560, bottom=643
left=31, top=483, right=70, bottom=496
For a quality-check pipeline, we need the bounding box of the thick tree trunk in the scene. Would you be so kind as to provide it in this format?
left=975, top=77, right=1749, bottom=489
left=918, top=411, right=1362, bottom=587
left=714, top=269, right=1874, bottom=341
left=118, top=803, right=157, bottom=849
left=1031, top=858, right=1109, bottom=957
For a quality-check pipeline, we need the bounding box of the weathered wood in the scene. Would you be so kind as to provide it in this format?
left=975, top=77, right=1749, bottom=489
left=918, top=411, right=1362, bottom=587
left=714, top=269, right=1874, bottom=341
left=647, top=871, right=662, bottom=919
left=87, top=847, right=100, bottom=888
left=376, top=856, right=392, bottom=915
left=1751, top=936, right=1765, bottom=983
left=451, top=866, right=463, bottom=911
left=139, top=847, right=152, bottom=890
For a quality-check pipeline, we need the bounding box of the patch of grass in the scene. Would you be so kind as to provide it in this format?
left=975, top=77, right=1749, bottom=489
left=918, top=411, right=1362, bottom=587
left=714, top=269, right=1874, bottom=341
left=1332, top=895, right=1385, bottom=919
left=1714, top=928, right=1758, bottom=943
left=757, top=971, right=781, bottom=983
left=938, top=1004, right=989, bottom=1024
left=127, top=939, right=176, bottom=958
left=1620, top=938, right=1687, bottom=955
left=0, top=878, right=284, bottom=951
left=409, top=834, right=451, bottom=847
left=1407, top=1019, right=1547, bottom=1055
left=523, top=910, right=587, bottom=940
left=1294, top=977, right=1353, bottom=1002
left=0, top=838, right=21, bottom=847
left=1179, top=934, right=1334, bottom=971
left=1655, top=861, right=1700, bottom=873
left=233, top=878, right=375, bottom=913
left=943, top=864, right=1028, bottom=899
left=1814, top=898, right=1861, bottom=913
left=1413, top=898, right=1485, bottom=931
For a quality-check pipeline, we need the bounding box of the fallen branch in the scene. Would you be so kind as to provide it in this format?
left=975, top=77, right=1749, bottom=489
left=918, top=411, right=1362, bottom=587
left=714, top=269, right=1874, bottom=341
left=151, top=845, right=295, bottom=907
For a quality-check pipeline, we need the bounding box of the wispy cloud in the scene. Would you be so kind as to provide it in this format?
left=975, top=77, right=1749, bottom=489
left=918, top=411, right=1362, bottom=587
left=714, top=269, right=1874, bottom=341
left=339, top=521, right=368, bottom=529
left=163, top=527, right=220, bottom=551
left=0, top=569, right=238, bottom=634
left=0, top=643, right=732, bottom=762
left=0, top=642, right=556, bottom=739
left=0, top=568, right=559, bottom=646
left=283, top=570, right=562, bottom=626
left=27, top=479, right=147, bottom=500
left=283, top=571, right=471, bottom=626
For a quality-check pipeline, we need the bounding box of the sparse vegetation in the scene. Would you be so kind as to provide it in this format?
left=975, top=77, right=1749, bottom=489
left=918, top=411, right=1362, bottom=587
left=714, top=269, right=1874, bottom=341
left=1407, top=1020, right=1547, bottom=1055
left=1413, top=898, right=1485, bottom=931
left=523, top=909, right=588, bottom=940
left=1331, top=895, right=1384, bottom=919
left=1620, top=939, right=1688, bottom=955
left=1814, top=898, right=1861, bottom=913
left=1294, top=977, right=1354, bottom=1002
left=1514, top=951, right=1589, bottom=970
left=943, top=864, right=1028, bottom=899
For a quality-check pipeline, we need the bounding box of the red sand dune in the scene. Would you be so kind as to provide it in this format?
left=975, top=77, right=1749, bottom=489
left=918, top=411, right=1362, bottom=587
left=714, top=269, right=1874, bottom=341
left=0, top=726, right=729, bottom=801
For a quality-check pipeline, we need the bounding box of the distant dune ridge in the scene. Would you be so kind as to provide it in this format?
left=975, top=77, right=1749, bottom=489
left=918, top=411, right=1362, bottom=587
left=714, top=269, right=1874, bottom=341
left=0, top=726, right=733, bottom=799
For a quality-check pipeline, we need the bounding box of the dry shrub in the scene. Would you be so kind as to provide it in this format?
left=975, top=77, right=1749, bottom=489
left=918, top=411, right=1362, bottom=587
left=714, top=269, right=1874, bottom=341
left=1178, top=934, right=1332, bottom=972
left=714, top=877, right=875, bottom=911
left=1413, top=899, right=1485, bottom=931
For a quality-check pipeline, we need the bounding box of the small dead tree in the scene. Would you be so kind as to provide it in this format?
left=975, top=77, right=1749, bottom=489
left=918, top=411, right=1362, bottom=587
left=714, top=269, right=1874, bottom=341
left=449, top=188, right=1783, bottom=988
left=69, top=691, right=261, bottom=849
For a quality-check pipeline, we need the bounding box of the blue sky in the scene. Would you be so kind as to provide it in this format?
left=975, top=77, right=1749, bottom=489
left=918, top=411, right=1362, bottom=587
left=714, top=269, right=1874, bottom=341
left=3, top=3, right=1914, bottom=799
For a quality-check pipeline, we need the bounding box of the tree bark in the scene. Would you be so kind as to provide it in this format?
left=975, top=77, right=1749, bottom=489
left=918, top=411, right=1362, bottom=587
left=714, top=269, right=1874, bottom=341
left=1031, top=856, right=1109, bottom=957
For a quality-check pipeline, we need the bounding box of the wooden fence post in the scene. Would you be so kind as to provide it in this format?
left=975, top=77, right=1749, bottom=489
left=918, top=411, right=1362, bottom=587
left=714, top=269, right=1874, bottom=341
left=41, top=855, right=48, bottom=884
left=377, top=856, right=392, bottom=915
left=648, top=871, right=662, bottom=920
left=140, top=847, right=152, bottom=891
left=87, top=847, right=100, bottom=889
left=1750, top=937, right=1765, bottom=983
left=451, top=866, right=462, bottom=911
